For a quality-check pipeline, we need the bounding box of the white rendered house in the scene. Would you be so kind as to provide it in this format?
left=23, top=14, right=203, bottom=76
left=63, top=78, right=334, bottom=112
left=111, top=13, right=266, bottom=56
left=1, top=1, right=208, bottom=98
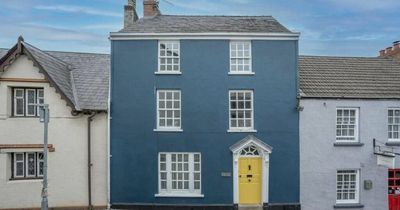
left=0, top=37, right=109, bottom=209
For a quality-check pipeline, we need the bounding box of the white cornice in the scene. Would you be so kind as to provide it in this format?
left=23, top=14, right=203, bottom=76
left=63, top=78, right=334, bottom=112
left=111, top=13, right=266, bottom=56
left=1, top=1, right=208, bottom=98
left=109, top=32, right=300, bottom=41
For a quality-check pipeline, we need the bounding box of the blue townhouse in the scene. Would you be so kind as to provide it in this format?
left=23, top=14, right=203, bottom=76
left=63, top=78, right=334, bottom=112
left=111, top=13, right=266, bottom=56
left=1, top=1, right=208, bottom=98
left=110, top=1, right=300, bottom=209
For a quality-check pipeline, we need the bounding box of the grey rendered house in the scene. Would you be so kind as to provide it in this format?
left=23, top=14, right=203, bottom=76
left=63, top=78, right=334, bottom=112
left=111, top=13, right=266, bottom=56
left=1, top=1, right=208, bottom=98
left=299, top=55, right=400, bottom=210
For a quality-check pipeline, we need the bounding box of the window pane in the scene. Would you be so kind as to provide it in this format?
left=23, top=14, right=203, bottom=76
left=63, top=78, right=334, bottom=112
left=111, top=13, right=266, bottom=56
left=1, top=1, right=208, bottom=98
left=194, top=182, right=200, bottom=190
left=26, top=153, right=36, bottom=176
left=16, top=153, right=24, bottom=161
left=16, top=162, right=24, bottom=176
left=38, top=153, right=44, bottom=176
left=16, top=99, right=24, bottom=115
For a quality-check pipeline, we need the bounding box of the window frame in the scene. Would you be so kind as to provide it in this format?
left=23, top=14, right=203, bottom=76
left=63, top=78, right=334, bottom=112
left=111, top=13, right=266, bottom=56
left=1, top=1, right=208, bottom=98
left=155, top=89, right=182, bottom=132
left=229, top=41, right=253, bottom=75
left=388, top=108, right=400, bottom=142
left=12, top=87, right=44, bottom=117
left=13, top=88, right=25, bottom=117
left=13, top=153, right=25, bottom=178
left=11, top=152, right=43, bottom=180
left=157, top=41, right=181, bottom=74
left=228, top=90, right=256, bottom=132
left=335, top=108, right=359, bottom=143
left=336, top=169, right=360, bottom=204
left=157, top=152, right=202, bottom=197
left=25, top=152, right=37, bottom=178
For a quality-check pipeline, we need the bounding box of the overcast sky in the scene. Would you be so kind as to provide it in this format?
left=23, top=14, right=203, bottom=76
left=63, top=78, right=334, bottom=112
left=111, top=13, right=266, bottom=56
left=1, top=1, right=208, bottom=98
left=0, top=0, right=399, bottom=56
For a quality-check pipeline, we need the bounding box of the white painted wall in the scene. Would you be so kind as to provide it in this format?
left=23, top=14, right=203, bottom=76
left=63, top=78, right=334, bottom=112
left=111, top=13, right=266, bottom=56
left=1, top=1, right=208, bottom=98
left=300, top=99, right=399, bottom=210
left=0, top=55, right=107, bottom=208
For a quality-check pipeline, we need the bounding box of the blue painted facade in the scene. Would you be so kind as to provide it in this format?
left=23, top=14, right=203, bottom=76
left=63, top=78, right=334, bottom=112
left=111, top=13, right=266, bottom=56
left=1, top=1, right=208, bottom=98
left=110, top=39, right=299, bottom=205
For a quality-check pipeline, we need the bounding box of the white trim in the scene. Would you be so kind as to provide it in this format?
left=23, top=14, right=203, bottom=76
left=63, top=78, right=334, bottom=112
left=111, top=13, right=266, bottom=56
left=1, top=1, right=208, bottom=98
left=157, top=41, right=180, bottom=74
left=156, top=89, right=182, bottom=130
left=158, top=153, right=202, bottom=196
left=25, top=152, right=36, bottom=178
left=154, top=193, right=204, bottom=198
left=153, top=128, right=183, bottom=132
left=155, top=72, right=182, bottom=75
left=25, top=89, right=36, bottom=117
left=229, top=90, right=254, bottom=131
left=13, top=88, right=25, bottom=117
left=7, top=179, right=42, bottom=184
left=13, top=153, right=24, bottom=178
left=335, top=108, right=359, bottom=143
left=36, top=89, right=44, bottom=114
left=227, top=129, right=257, bottom=133
left=229, top=41, right=253, bottom=74
left=228, top=72, right=255, bottom=76
left=231, top=138, right=272, bottom=205
left=336, top=169, right=360, bottom=204
left=109, top=32, right=300, bottom=40
left=388, top=108, right=400, bottom=141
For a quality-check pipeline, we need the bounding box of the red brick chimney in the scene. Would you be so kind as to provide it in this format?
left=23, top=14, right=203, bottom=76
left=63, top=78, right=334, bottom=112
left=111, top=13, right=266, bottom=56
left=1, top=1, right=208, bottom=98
left=379, top=41, right=400, bottom=59
left=143, top=0, right=161, bottom=17
left=124, top=0, right=138, bottom=28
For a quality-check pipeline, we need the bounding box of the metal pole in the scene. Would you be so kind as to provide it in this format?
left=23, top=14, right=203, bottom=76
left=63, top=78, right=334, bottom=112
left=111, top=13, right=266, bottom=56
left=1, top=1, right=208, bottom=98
left=40, top=104, right=49, bottom=210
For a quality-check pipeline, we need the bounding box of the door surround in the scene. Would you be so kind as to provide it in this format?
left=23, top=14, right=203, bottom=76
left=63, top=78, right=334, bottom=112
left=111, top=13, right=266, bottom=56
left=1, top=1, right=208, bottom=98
left=230, top=135, right=273, bottom=205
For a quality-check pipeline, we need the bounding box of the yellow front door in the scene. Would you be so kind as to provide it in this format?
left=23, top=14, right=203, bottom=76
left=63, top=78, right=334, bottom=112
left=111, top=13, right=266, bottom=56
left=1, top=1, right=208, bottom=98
left=239, top=157, right=262, bottom=205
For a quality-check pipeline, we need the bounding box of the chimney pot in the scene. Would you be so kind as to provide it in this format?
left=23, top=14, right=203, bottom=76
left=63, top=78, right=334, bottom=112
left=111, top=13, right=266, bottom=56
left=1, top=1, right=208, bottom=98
left=379, top=41, right=400, bottom=58
left=386, top=47, right=393, bottom=54
left=379, top=50, right=386, bottom=57
left=394, top=41, right=400, bottom=50
left=124, top=0, right=138, bottom=28
left=143, top=0, right=161, bottom=17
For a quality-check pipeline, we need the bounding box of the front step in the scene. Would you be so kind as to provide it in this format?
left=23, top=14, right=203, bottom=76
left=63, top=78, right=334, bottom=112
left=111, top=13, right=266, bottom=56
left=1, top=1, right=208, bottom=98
left=239, top=205, right=262, bottom=210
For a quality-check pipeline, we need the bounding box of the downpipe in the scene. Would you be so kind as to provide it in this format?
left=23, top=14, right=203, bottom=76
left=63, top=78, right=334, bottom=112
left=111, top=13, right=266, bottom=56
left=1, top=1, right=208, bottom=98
left=87, top=112, right=97, bottom=210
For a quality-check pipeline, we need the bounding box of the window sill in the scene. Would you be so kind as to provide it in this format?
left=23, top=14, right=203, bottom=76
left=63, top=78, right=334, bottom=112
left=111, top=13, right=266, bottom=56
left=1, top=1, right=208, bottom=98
left=228, top=72, right=255, bottom=76
left=227, top=129, right=257, bottom=133
left=333, top=203, right=364, bottom=209
left=154, top=72, right=182, bottom=75
left=8, top=178, right=43, bottom=183
left=154, top=128, right=183, bottom=132
left=386, top=141, right=400, bottom=146
left=155, top=193, right=204, bottom=198
left=9, top=116, right=40, bottom=118
left=333, top=142, right=364, bottom=147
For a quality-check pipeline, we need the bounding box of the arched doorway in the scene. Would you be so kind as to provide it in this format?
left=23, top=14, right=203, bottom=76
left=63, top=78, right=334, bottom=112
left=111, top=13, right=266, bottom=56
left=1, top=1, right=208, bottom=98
left=230, top=135, right=272, bottom=206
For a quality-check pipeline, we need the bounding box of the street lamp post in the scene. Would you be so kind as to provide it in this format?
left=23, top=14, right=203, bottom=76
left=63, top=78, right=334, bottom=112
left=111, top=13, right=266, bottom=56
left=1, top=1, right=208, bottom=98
left=38, top=104, right=49, bottom=210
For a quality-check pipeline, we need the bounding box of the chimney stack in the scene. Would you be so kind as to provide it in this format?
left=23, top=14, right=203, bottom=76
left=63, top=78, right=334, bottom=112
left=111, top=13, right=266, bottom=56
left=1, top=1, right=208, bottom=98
left=124, top=0, right=138, bottom=28
left=378, top=40, right=400, bottom=59
left=143, top=0, right=161, bottom=17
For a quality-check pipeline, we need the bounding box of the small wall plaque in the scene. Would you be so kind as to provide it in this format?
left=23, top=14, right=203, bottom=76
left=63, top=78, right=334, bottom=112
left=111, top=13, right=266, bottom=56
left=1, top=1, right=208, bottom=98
left=364, top=180, right=373, bottom=190
left=221, top=172, right=231, bottom=177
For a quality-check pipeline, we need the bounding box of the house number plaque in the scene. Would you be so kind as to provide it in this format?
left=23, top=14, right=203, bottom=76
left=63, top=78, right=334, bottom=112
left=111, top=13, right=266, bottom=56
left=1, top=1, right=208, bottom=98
left=221, top=172, right=231, bottom=177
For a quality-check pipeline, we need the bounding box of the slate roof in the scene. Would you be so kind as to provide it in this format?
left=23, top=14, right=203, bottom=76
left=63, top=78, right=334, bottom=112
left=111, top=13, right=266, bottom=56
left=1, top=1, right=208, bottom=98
left=299, top=56, right=400, bottom=99
left=120, top=15, right=293, bottom=33
left=0, top=41, right=109, bottom=111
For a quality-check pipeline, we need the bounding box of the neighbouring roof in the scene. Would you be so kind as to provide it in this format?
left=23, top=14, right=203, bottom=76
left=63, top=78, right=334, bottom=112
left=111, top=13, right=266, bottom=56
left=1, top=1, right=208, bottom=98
left=120, top=15, right=293, bottom=34
left=299, top=56, right=400, bottom=99
left=0, top=38, right=109, bottom=111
